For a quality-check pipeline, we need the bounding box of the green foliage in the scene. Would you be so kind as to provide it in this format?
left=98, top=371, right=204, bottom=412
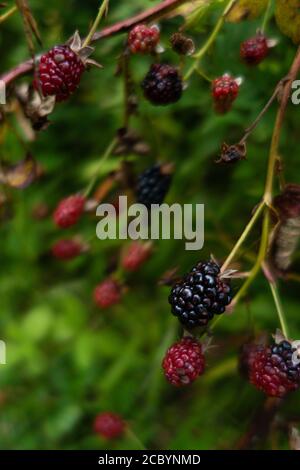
left=0, top=0, right=299, bottom=450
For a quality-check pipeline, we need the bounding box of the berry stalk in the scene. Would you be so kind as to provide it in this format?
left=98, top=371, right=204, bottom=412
left=184, top=0, right=236, bottom=82
left=0, top=5, right=17, bottom=24
left=82, top=0, right=110, bottom=48
left=221, top=200, right=265, bottom=273
left=84, top=137, right=117, bottom=198
left=268, top=281, right=289, bottom=339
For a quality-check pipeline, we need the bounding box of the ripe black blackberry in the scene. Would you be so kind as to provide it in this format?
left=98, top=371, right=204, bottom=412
left=136, top=164, right=172, bottom=207
left=169, top=261, right=232, bottom=329
left=142, top=64, right=182, bottom=105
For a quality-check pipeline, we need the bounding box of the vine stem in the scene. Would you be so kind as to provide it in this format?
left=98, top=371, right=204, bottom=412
left=231, top=46, right=300, bottom=314
left=0, top=0, right=192, bottom=85
left=264, top=46, right=300, bottom=205
left=261, top=0, right=273, bottom=33
left=184, top=0, right=237, bottom=82
left=231, top=210, right=270, bottom=308
left=125, top=428, right=146, bottom=450
left=83, top=137, right=117, bottom=198
left=0, top=5, right=17, bottom=24
left=82, top=0, right=110, bottom=48
left=268, top=281, right=289, bottom=338
left=221, top=200, right=265, bottom=273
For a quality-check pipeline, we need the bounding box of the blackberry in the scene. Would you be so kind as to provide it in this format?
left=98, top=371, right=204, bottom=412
left=168, top=261, right=232, bottom=329
left=34, top=45, right=85, bottom=102
left=136, top=164, right=172, bottom=207
left=142, top=64, right=183, bottom=105
left=211, top=74, right=240, bottom=114
left=93, top=412, right=125, bottom=440
left=122, top=241, right=152, bottom=272
left=93, top=279, right=121, bottom=309
left=53, top=194, right=85, bottom=229
left=240, top=33, right=269, bottom=65
left=51, top=238, right=83, bottom=261
left=162, top=337, right=205, bottom=386
left=249, top=340, right=300, bottom=397
left=128, top=24, right=160, bottom=54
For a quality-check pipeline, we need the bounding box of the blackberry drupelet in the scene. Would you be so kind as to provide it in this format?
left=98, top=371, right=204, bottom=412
left=249, top=340, right=300, bottom=397
left=136, top=164, right=172, bottom=207
left=169, top=261, right=232, bottom=329
left=142, top=64, right=182, bottom=105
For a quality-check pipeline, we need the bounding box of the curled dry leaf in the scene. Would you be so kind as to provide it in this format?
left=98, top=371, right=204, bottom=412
left=15, top=84, right=56, bottom=131
left=1, top=153, right=37, bottom=189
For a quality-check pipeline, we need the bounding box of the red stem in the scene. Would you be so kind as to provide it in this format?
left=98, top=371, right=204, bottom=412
left=0, top=0, right=189, bottom=85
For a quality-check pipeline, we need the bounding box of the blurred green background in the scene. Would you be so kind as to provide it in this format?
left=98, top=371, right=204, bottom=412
left=0, top=0, right=300, bottom=450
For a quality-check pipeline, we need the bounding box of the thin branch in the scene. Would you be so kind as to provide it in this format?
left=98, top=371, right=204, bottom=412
left=0, top=0, right=191, bottom=86
left=268, top=280, right=289, bottom=338
left=221, top=200, right=265, bottom=273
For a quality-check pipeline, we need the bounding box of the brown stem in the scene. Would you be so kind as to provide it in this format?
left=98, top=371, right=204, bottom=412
left=0, top=0, right=190, bottom=86
left=264, top=45, right=300, bottom=205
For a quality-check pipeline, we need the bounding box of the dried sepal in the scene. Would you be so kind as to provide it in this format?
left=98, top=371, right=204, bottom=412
left=66, top=30, right=102, bottom=68
left=170, top=32, right=195, bottom=56
left=113, top=128, right=150, bottom=157
left=216, top=142, right=247, bottom=164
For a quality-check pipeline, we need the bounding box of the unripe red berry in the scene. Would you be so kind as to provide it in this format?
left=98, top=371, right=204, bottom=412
left=162, top=337, right=205, bottom=386
left=211, top=74, right=240, bottom=114
left=128, top=24, right=160, bottom=54
left=53, top=195, right=85, bottom=229
left=51, top=238, right=83, bottom=261
left=240, top=34, right=269, bottom=66
left=93, top=412, right=125, bottom=440
left=122, top=241, right=152, bottom=272
left=93, top=279, right=121, bottom=309
left=34, top=45, right=85, bottom=102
